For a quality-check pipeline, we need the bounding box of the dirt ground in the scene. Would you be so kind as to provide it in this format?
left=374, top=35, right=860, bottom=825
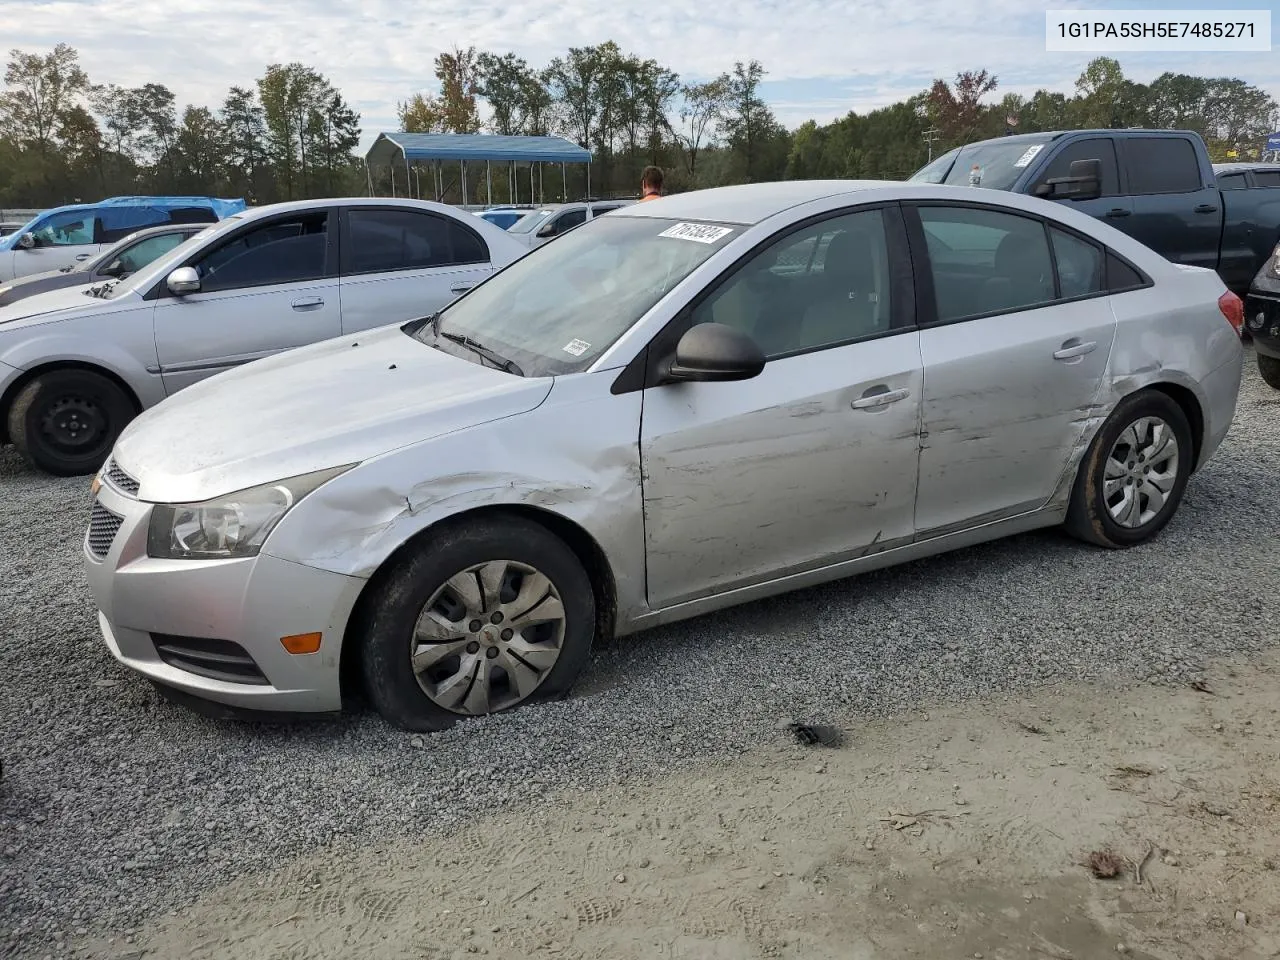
left=81, top=650, right=1280, bottom=960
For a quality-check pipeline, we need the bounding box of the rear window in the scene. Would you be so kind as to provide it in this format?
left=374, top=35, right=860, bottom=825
left=1254, top=170, right=1280, bottom=187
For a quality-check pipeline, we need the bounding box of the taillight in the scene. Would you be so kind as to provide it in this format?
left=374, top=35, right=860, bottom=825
left=1219, top=290, right=1244, bottom=335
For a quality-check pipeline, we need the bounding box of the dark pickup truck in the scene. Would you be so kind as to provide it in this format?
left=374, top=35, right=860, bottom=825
left=910, top=129, right=1280, bottom=297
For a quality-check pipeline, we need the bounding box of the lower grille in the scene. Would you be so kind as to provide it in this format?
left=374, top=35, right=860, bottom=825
left=152, top=635, right=270, bottom=686
left=87, top=501, right=124, bottom=559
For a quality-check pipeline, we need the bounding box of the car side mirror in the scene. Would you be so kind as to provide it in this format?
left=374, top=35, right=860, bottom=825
left=166, top=266, right=201, bottom=296
left=536, top=223, right=556, bottom=238
left=16, top=232, right=35, bottom=250
left=1034, top=158, right=1102, bottom=201
left=101, top=260, right=125, bottom=278
left=664, top=323, right=766, bottom=383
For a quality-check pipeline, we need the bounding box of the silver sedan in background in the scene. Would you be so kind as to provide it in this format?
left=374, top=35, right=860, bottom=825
left=84, top=181, right=1244, bottom=731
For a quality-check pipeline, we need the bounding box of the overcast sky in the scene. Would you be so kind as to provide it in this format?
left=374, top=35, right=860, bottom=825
left=4, top=0, right=1278, bottom=151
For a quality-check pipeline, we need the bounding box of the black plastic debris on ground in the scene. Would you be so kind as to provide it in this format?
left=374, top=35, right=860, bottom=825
left=785, top=722, right=845, bottom=747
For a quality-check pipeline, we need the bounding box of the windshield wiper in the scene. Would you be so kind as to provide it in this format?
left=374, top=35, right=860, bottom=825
left=84, top=278, right=121, bottom=299
left=438, top=330, right=524, bottom=376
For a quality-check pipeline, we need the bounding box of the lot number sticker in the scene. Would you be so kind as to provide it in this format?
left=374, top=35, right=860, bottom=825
left=562, top=338, right=591, bottom=356
left=658, top=222, right=734, bottom=244
left=1012, top=144, right=1045, bottom=168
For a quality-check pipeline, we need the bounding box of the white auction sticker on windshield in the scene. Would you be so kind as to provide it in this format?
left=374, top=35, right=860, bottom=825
left=658, top=222, right=734, bottom=244
left=562, top=338, right=591, bottom=356
left=1012, top=144, right=1045, bottom=168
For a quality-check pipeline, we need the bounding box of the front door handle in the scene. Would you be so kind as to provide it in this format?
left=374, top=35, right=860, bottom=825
left=1105, top=208, right=1131, bottom=219
left=450, top=282, right=475, bottom=294
left=75, top=253, right=92, bottom=261
left=1194, top=203, right=1219, bottom=214
left=1053, top=339, right=1098, bottom=361
left=291, top=297, right=324, bottom=311
left=851, top=387, right=910, bottom=410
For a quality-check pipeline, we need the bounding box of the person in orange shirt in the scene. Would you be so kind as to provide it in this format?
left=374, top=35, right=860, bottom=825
left=639, top=166, right=664, bottom=201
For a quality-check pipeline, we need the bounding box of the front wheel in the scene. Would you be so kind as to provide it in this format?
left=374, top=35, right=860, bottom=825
left=6, top=369, right=136, bottom=476
left=1258, top=353, right=1280, bottom=390
left=1065, top=390, right=1193, bottom=549
left=359, top=515, right=596, bottom=732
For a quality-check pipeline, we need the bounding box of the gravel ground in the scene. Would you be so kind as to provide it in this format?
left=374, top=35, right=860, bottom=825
left=2, top=354, right=1278, bottom=959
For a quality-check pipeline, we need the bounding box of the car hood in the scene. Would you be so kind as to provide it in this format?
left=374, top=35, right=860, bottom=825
left=112, top=323, right=554, bottom=504
left=0, top=282, right=112, bottom=327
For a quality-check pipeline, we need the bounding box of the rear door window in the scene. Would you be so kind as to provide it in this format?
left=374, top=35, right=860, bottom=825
left=1253, top=170, right=1280, bottom=187
left=1123, top=138, right=1203, bottom=194
left=344, top=209, right=489, bottom=274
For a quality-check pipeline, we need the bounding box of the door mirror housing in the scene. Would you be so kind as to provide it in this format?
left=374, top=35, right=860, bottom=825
left=665, top=323, right=766, bottom=383
left=1033, top=158, right=1102, bottom=201
left=535, top=222, right=556, bottom=239
left=100, top=260, right=125, bottom=278
left=16, top=232, right=35, bottom=250
left=166, top=266, right=201, bottom=296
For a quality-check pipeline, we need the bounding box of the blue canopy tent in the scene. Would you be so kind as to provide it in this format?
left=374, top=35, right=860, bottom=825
left=365, top=133, right=593, bottom=206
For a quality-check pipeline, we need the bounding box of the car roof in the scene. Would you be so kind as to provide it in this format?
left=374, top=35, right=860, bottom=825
left=116, top=223, right=208, bottom=240
left=609, top=180, right=898, bottom=225
left=1214, top=162, right=1280, bottom=173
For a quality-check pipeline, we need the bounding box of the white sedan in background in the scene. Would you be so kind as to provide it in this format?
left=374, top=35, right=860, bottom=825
left=84, top=181, right=1243, bottom=732
left=0, top=198, right=526, bottom=475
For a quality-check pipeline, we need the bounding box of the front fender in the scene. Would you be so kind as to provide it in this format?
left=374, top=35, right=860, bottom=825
left=0, top=319, right=164, bottom=408
left=262, top=375, right=650, bottom=624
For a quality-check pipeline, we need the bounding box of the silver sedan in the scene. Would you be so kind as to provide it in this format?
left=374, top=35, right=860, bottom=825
left=83, top=181, right=1245, bottom=731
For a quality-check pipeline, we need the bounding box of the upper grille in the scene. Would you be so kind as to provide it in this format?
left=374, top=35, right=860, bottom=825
left=87, top=501, right=124, bottom=559
left=104, top=459, right=140, bottom=496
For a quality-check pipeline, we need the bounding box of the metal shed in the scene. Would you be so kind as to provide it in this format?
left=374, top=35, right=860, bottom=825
left=365, top=133, right=593, bottom=206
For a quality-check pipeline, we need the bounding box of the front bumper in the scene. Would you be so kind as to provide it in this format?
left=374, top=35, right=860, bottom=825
left=1246, top=291, right=1280, bottom=360
left=83, top=474, right=366, bottom=713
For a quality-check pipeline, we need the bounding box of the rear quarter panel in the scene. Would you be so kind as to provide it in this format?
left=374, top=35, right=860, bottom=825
left=1105, top=266, right=1242, bottom=471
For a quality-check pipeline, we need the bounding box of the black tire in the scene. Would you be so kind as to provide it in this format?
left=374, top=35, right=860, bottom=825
left=6, top=369, right=136, bottom=476
left=359, top=514, right=595, bottom=732
left=1258, top=353, right=1280, bottom=390
left=1064, top=390, right=1193, bottom=549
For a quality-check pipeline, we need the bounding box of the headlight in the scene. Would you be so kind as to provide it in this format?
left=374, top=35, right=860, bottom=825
left=147, top=465, right=353, bottom=560
left=1271, top=243, right=1280, bottom=278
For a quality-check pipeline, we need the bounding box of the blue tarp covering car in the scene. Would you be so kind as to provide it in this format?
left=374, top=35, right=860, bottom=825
left=0, top=196, right=247, bottom=282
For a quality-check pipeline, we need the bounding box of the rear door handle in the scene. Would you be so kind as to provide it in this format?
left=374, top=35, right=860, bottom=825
left=1053, top=339, right=1098, bottom=361
left=1105, top=208, right=1131, bottom=219
left=291, top=297, right=324, bottom=311
left=851, top=387, right=910, bottom=409
left=75, top=253, right=92, bottom=261
left=1195, top=203, right=1219, bottom=214
left=450, top=282, right=475, bottom=294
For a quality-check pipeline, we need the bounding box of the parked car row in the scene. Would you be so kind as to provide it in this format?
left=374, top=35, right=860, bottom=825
left=0, top=197, right=527, bottom=474
left=68, top=180, right=1242, bottom=732
left=0, top=196, right=245, bottom=283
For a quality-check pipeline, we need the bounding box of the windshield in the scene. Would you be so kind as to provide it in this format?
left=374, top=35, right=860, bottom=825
left=416, top=215, right=738, bottom=377
left=909, top=136, right=1055, bottom=190
left=909, top=149, right=960, bottom=184
left=508, top=209, right=558, bottom=234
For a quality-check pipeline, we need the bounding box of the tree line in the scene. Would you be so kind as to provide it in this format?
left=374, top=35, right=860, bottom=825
left=1, top=41, right=1276, bottom=209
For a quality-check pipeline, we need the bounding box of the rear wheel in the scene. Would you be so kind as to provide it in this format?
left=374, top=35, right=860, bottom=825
left=1065, top=390, right=1193, bottom=549
left=6, top=369, right=136, bottom=476
left=359, top=516, right=595, bottom=732
left=1258, top=353, right=1280, bottom=390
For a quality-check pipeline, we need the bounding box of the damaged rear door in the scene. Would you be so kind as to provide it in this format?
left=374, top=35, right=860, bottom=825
left=907, top=202, right=1117, bottom=537
left=638, top=204, right=923, bottom=610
